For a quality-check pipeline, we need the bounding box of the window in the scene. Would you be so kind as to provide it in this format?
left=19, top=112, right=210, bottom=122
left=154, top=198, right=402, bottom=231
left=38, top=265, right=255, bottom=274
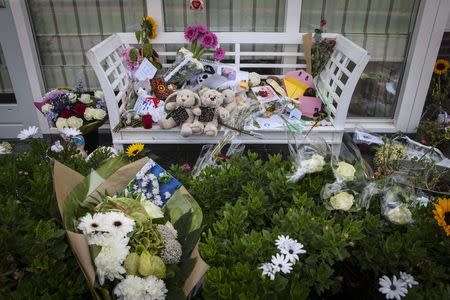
left=0, top=44, right=16, bottom=104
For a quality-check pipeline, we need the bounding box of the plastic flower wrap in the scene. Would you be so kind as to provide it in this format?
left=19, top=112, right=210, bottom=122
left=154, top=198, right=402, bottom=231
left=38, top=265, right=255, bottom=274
left=53, top=157, right=208, bottom=299
left=164, top=25, right=225, bottom=87
left=381, top=176, right=415, bottom=225
left=287, top=138, right=329, bottom=182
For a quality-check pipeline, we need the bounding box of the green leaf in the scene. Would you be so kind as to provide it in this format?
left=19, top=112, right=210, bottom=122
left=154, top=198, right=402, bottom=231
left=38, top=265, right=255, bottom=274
left=135, top=30, right=141, bottom=43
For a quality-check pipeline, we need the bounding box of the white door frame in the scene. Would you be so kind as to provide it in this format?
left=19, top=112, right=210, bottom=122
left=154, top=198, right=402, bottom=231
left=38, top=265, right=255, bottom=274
left=3, top=0, right=450, bottom=137
left=0, top=0, right=42, bottom=138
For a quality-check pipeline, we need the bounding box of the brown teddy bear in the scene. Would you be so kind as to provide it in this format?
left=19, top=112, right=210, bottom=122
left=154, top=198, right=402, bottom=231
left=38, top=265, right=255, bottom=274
left=159, top=89, right=200, bottom=137
left=191, top=88, right=229, bottom=136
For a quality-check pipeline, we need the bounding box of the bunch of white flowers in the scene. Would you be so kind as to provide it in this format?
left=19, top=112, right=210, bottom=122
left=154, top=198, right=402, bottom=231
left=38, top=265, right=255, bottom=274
left=55, top=116, right=83, bottom=129
left=84, top=107, right=107, bottom=121
left=334, top=161, right=356, bottom=182
left=379, top=272, right=418, bottom=300
left=289, top=154, right=326, bottom=182
left=113, top=275, right=167, bottom=300
left=259, top=235, right=306, bottom=280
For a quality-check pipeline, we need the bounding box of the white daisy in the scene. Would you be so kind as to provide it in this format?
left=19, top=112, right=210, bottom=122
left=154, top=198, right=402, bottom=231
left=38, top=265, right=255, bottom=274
left=379, top=275, right=408, bottom=300
left=50, top=140, right=64, bottom=153
left=59, top=127, right=81, bottom=138
left=399, top=272, right=418, bottom=288
left=102, top=211, right=135, bottom=237
left=279, top=239, right=306, bottom=263
left=259, top=262, right=277, bottom=280
left=271, top=253, right=293, bottom=274
left=77, top=213, right=105, bottom=234
left=275, top=235, right=294, bottom=251
left=17, top=126, right=39, bottom=140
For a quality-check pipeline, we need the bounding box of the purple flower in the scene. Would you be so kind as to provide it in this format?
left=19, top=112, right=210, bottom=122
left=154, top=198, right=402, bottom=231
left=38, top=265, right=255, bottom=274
left=201, top=32, right=218, bottom=49
left=195, top=24, right=208, bottom=34
left=181, top=163, right=192, bottom=173
left=184, top=25, right=199, bottom=42
left=213, top=47, right=225, bottom=61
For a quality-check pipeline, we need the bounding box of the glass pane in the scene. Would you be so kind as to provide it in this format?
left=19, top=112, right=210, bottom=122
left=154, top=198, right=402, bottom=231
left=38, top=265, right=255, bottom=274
left=0, top=44, right=16, bottom=104
left=300, top=0, right=419, bottom=118
left=163, top=0, right=286, bottom=32
left=27, top=0, right=147, bottom=91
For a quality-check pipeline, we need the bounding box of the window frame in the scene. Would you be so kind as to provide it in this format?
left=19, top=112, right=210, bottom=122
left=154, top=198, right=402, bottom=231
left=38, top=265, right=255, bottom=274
left=10, top=0, right=450, bottom=134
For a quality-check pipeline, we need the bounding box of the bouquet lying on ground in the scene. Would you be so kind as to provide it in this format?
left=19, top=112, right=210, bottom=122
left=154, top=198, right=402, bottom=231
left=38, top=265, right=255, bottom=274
left=35, top=88, right=108, bottom=134
left=54, top=156, right=207, bottom=299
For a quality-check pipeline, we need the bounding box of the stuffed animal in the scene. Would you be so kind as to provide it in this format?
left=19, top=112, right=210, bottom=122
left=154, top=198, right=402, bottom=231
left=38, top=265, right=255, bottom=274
left=191, top=88, right=229, bottom=136
left=221, top=89, right=237, bottom=119
left=159, top=89, right=200, bottom=137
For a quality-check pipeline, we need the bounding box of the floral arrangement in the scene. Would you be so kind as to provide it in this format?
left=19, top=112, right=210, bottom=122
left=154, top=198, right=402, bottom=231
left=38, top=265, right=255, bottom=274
left=34, top=88, right=107, bottom=134
left=311, top=19, right=336, bottom=77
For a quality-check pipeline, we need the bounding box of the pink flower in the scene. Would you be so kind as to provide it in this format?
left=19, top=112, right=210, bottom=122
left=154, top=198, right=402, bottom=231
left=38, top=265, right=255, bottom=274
left=213, top=47, right=225, bottom=61
left=184, top=26, right=199, bottom=42
left=195, top=24, right=208, bottom=34
left=181, top=163, right=192, bottom=173
left=201, top=32, right=218, bottom=49
left=120, top=47, right=142, bottom=71
left=190, top=0, right=204, bottom=10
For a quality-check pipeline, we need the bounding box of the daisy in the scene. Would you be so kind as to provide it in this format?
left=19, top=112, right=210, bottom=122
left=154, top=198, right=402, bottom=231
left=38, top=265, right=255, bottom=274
left=102, top=211, right=135, bottom=237
left=77, top=213, right=105, bottom=234
left=379, top=275, right=408, bottom=300
left=271, top=253, right=293, bottom=274
left=60, top=127, right=81, bottom=137
left=17, top=126, right=39, bottom=140
left=275, top=235, right=294, bottom=251
left=279, top=239, right=307, bottom=263
left=399, top=272, right=418, bottom=288
left=50, top=140, right=64, bottom=153
left=259, top=262, right=277, bottom=280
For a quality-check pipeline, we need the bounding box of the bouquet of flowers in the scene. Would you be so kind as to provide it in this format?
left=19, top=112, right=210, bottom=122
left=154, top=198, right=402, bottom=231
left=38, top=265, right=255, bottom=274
left=164, top=24, right=225, bottom=87
left=53, top=156, right=207, bottom=299
left=35, top=88, right=108, bottom=135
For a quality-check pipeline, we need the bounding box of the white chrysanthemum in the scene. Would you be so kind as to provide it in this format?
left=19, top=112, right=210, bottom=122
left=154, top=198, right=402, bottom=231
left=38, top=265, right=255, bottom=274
left=399, top=272, right=418, bottom=288
left=95, top=242, right=129, bottom=285
left=102, top=211, right=135, bottom=237
left=161, top=238, right=182, bottom=264
left=379, top=275, right=408, bottom=300
left=77, top=213, right=106, bottom=234
left=87, top=232, right=129, bottom=248
left=60, top=127, right=82, bottom=138
left=114, top=275, right=167, bottom=300
left=17, top=126, right=39, bottom=140
left=259, top=262, right=276, bottom=280
left=271, top=253, right=293, bottom=274
left=50, top=140, right=64, bottom=153
left=279, top=239, right=306, bottom=263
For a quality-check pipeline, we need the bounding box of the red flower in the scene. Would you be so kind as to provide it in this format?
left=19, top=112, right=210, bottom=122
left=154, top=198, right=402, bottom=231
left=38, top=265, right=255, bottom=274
left=73, top=103, right=87, bottom=117
left=142, top=115, right=153, bottom=129
left=190, top=0, right=204, bottom=10
left=59, top=109, right=73, bottom=118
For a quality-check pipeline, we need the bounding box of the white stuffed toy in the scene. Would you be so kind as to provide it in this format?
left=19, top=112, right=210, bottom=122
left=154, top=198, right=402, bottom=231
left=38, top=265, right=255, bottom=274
left=191, top=88, right=229, bottom=136
left=135, top=88, right=165, bottom=123
left=221, top=89, right=237, bottom=120
left=159, top=89, right=200, bottom=137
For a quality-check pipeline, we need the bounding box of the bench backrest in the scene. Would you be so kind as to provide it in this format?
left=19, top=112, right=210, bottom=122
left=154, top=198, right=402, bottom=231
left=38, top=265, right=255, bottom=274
left=86, top=33, right=369, bottom=131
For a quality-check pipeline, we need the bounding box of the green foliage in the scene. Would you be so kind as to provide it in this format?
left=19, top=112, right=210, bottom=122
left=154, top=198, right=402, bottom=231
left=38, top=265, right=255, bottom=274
left=172, top=152, right=450, bottom=299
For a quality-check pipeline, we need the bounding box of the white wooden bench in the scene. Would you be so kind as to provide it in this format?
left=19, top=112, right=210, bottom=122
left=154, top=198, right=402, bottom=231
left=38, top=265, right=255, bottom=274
left=87, top=32, right=369, bottom=151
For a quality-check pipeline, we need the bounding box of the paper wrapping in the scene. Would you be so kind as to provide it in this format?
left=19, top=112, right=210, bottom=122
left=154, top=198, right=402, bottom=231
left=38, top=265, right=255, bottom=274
left=53, top=158, right=208, bottom=298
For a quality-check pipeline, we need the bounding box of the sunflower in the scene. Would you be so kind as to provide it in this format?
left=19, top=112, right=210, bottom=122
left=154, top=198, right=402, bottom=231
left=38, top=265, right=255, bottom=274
left=126, top=143, right=144, bottom=157
left=143, top=16, right=157, bottom=39
left=433, top=59, right=449, bottom=75
left=433, top=197, right=450, bottom=236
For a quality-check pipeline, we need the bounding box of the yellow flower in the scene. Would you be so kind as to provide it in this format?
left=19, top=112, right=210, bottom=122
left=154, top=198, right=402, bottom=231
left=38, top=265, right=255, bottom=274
left=433, top=198, right=450, bottom=236
left=143, top=16, right=157, bottom=39
left=126, top=143, right=144, bottom=157
left=434, top=59, right=449, bottom=75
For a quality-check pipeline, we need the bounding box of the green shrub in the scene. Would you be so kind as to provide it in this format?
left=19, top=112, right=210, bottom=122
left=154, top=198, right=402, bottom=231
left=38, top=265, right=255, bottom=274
left=172, top=153, right=450, bottom=299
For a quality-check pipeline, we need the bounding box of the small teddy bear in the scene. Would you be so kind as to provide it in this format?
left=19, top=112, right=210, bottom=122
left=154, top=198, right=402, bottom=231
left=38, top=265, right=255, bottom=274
left=221, top=89, right=237, bottom=120
left=159, top=89, right=200, bottom=137
left=191, top=88, right=229, bottom=136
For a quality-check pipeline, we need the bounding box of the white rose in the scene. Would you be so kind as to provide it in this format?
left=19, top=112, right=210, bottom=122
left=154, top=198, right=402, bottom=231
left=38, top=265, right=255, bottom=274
left=79, top=93, right=93, bottom=104
left=141, top=200, right=164, bottom=219
left=93, top=108, right=107, bottom=120
left=41, top=103, right=54, bottom=113
left=335, top=161, right=356, bottom=182
left=55, top=117, right=68, bottom=129
left=68, top=93, right=77, bottom=103
left=330, top=191, right=354, bottom=211
left=84, top=107, right=96, bottom=121
left=94, top=90, right=104, bottom=99
left=387, top=204, right=412, bottom=225
left=301, top=154, right=325, bottom=173
left=67, top=116, right=83, bottom=129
